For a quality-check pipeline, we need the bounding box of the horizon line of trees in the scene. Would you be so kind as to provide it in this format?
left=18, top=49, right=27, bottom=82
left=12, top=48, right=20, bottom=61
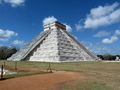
left=97, top=54, right=120, bottom=60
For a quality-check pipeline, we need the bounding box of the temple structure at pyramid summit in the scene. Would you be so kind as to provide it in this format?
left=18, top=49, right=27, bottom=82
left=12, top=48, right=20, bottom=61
left=8, top=21, right=98, bottom=62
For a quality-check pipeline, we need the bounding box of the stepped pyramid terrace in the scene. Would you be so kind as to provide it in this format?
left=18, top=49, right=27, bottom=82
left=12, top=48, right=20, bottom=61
left=8, top=21, right=98, bottom=62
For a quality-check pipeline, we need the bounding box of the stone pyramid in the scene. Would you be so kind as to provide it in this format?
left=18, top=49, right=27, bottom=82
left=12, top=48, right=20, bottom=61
left=8, top=21, right=98, bottom=62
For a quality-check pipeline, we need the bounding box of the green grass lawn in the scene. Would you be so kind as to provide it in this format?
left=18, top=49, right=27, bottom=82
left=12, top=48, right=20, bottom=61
left=0, top=60, right=120, bottom=90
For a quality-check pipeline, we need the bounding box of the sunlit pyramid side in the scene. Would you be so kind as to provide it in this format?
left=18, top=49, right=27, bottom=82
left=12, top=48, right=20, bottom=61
left=8, top=21, right=98, bottom=62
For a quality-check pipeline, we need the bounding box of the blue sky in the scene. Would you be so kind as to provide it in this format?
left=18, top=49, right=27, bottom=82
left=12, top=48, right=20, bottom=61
left=0, top=0, right=120, bottom=55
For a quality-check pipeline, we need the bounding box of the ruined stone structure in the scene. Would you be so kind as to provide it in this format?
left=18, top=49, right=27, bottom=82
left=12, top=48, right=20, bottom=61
left=8, top=21, right=98, bottom=62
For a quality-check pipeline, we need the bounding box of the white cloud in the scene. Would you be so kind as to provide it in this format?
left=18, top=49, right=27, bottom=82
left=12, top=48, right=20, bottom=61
left=43, top=16, right=57, bottom=25
left=1, top=0, right=25, bottom=7
left=82, top=41, right=120, bottom=54
left=102, top=36, right=118, bottom=44
left=94, top=31, right=111, bottom=38
left=102, top=29, right=120, bottom=44
left=89, top=2, right=119, bottom=19
left=12, top=40, right=25, bottom=46
left=75, top=20, right=84, bottom=31
left=84, top=2, right=120, bottom=29
left=0, top=29, right=18, bottom=41
left=75, top=23, right=83, bottom=31
left=75, top=2, right=120, bottom=29
left=115, top=30, right=120, bottom=36
left=64, top=23, right=72, bottom=32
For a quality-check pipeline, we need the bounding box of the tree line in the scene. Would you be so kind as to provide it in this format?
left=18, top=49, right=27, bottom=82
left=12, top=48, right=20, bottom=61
left=0, top=46, right=17, bottom=60
left=97, top=54, right=120, bottom=60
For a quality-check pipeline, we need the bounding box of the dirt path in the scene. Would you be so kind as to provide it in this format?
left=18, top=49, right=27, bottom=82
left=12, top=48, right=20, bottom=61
left=0, top=71, right=83, bottom=90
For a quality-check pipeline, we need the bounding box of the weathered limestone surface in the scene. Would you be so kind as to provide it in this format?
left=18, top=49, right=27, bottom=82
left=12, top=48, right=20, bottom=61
left=8, top=21, right=98, bottom=62
left=7, top=30, right=51, bottom=61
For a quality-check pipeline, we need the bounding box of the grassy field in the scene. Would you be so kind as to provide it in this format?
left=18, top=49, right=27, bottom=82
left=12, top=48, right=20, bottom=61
left=0, top=60, right=120, bottom=90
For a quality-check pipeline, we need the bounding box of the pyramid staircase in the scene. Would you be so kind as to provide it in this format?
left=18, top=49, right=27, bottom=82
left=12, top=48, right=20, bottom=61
left=8, top=21, right=98, bottom=62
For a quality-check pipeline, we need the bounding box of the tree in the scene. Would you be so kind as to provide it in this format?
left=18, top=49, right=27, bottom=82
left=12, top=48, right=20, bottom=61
left=97, top=55, right=103, bottom=60
left=0, top=46, right=17, bottom=60
left=97, top=54, right=119, bottom=60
